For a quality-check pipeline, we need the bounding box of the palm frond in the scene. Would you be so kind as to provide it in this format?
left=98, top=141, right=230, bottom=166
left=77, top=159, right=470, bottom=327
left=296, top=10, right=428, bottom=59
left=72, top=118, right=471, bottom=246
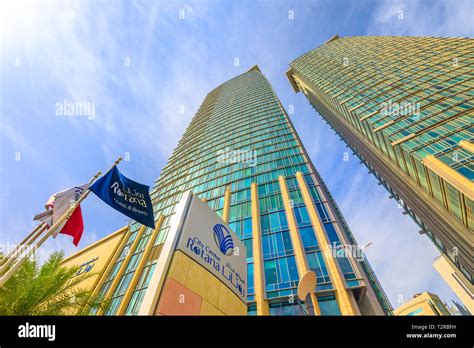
left=0, top=251, right=104, bottom=316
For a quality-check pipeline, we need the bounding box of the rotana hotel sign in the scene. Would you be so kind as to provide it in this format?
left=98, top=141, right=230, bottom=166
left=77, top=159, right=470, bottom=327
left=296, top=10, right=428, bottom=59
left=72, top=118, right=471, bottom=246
left=138, top=191, right=247, bottom=314
left=175, top=194, right=247, bottom=300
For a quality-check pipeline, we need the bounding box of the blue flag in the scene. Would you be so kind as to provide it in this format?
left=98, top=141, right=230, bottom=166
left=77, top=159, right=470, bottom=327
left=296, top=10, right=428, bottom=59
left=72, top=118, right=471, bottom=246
left=90, top=166, right=155, bottom=229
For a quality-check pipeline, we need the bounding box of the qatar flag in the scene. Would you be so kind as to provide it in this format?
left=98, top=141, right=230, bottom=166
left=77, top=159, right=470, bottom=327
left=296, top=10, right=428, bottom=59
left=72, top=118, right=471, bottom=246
left=33, top=184, right=89, bottom=246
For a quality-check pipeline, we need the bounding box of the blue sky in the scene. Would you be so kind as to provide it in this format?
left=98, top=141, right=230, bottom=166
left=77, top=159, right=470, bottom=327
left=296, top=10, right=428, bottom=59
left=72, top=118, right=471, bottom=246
left=1, top=0, right=472, bottom=310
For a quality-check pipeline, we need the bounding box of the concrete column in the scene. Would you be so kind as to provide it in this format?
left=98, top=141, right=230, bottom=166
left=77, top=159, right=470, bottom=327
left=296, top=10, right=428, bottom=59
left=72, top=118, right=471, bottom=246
left=278, top=176, right=321, bottom=315
left=222, top=186, right=232, bottom=223
left=97, top=224, right=147, bottom=315
left=117, top=215, right=165, bottom=315
left=295, top=171, right=357, bottom=315
left=78, top=225, right=130, bottom=315
left=251, top=182, right=270, bottom=315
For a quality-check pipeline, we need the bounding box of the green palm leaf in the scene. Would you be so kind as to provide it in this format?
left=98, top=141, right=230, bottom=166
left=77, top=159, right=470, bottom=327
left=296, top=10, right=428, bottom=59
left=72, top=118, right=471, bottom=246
left=0, top=251, right=106, bottom=315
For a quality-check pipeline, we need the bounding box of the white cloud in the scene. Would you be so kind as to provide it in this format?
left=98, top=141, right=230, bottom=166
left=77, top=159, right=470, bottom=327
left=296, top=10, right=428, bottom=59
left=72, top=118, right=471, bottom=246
left=0, top=120, right=26, bottom=147
left=368, top=0, right=474, bottom=37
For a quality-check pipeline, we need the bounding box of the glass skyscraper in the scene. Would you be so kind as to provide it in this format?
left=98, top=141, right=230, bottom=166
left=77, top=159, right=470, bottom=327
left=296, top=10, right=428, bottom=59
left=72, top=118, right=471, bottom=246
left=286, top=35, right=473, bottom=290
left=93, top=65, right=392, bottom=315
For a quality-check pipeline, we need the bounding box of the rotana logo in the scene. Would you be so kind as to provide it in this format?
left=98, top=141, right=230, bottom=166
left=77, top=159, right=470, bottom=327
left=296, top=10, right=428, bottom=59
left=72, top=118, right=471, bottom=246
left=213, top=224, right=234, bottom=256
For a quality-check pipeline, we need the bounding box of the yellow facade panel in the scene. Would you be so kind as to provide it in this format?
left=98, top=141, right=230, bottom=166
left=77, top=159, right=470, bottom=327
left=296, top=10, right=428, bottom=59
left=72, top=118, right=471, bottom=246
left=168, top=251, right=191, bottom=285
left=164, top=251, right=245, bottom=316
left=423, top=155, right=474, bottom=200
left=459, top=140, right=474, bottom=153
left=62, top=226, right=127, bottom=293
left=217, top=282, right=244, bottom=315
left=184, top=258, right=211, bottom=297
left=433, top=255, right=474, bottom=313
left=394, top=292, right=450, bottom=316
left=202, top=272, right=221, bottom=309
left=200, top=300, right=224, bottom=316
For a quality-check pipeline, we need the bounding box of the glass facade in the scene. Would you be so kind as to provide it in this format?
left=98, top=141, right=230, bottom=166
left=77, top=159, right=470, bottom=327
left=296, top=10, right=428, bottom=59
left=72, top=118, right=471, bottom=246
left=95, top=65, right=392, bottom=315
left=288, top=35, right=473, bottom=286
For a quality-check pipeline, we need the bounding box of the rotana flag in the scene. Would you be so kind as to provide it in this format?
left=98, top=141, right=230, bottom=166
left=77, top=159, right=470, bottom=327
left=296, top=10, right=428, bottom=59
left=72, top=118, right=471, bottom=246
left=90, top=166, right=155, bottom=229
left=33, top=184, right=89, bottom=246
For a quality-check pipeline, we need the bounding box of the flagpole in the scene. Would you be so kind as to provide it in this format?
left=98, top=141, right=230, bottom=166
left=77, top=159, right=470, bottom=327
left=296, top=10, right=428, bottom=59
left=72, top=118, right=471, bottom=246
left=0, top=157, right=123, bottom=287
left=0, top=224, right=47, bottom=273
left=0, top=166, right=106, bottom=274
left=0, top=223, right=45, bottom=267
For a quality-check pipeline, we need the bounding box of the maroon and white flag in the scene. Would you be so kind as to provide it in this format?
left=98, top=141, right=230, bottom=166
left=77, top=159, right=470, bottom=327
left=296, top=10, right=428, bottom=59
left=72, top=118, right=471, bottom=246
left=34, top=184, right=89, bottom=246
